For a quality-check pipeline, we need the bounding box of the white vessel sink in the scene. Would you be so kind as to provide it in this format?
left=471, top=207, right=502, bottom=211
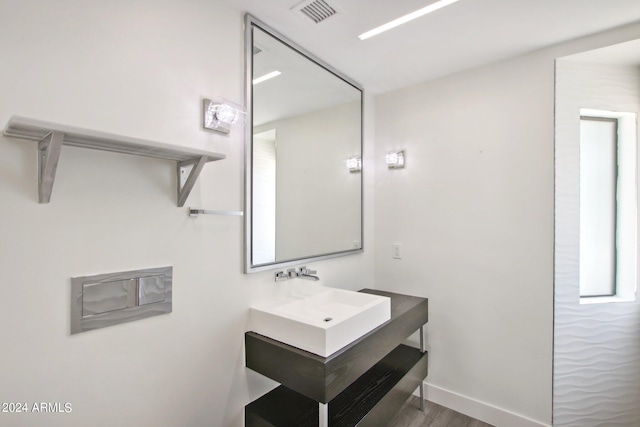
left=250, top=286, right=391, bottom=357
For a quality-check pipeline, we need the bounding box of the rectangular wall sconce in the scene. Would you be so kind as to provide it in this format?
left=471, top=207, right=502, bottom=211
left=347, top=156, right=362, bottom=173
left=203, top=97, right=246, bottom=134
left=386, top=150, right=405, bottom=169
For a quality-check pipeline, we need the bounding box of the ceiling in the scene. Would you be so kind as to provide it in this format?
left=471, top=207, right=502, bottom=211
left=225, top=0, right=640, bottom=94
left=562, top=38, right=640, bottom=66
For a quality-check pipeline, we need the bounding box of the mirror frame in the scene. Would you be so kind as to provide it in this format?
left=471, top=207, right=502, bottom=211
left=244, top=14, right=364, bottom=273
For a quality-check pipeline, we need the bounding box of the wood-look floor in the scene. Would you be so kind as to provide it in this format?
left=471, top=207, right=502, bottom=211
left=389, top=397, right=494, bottom=427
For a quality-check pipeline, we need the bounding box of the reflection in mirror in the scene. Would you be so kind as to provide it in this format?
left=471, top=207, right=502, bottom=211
left=245, top=15, right=363, bottom=272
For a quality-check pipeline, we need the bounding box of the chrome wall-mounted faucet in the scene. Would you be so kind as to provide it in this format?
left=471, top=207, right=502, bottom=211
left=298, top=267, right=319, bottom=281
left=274, top=266, right=320, bottom=282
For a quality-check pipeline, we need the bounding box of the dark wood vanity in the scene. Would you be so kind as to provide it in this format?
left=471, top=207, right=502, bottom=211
left=244, top=289, right=429, bottom=426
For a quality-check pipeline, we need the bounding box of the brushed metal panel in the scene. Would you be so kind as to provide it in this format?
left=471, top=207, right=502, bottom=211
left=82, top=279, right=137, bottom=316
left=71, top=266, right=172, bottom=335
left=138, top=275, right=165, bottom=305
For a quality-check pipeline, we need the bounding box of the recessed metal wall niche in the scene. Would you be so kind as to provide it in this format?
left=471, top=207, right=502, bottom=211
left=71, top=267, right=172, bottom=335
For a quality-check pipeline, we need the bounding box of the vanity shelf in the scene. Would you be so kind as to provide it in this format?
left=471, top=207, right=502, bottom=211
left=246, top=345, right=427, bottom=427
left=3, top=116, right=226, bottom=206
left=245, top=289, right=428, bottom=427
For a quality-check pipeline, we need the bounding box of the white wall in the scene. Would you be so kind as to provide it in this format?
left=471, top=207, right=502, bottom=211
left=0, top=1, right=375, bottom=426
left=374, top=22, right=640, bottom=427
left=554, top=59, right=640, bottom=426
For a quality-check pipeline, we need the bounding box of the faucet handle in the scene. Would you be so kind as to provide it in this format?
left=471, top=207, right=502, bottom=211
left=275, top=271, right=288, bottom=281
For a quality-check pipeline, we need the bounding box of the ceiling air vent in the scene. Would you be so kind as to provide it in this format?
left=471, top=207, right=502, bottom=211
left=253, top=41, right=267, bottom=56
left=293, top=0, right=339, bottom=24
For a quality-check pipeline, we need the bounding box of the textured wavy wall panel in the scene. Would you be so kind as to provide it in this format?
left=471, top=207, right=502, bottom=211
left=554, top=59, right=640, bottom=426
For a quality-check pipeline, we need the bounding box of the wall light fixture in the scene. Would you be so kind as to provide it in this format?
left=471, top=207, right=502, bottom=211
left=386, top=151, right=405, bottom=169
left=347, top=156, right=362, bottom=173
left=203, top=97, right=246, bottom=134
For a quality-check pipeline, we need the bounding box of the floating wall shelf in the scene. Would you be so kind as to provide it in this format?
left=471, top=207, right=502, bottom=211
left=3, top=116, right=226, bottom=206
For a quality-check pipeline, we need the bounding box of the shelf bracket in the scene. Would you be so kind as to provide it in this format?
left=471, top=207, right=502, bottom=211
left=37, top=131, right=64, bottom=203
left=177, top=156, right=207, bottom=207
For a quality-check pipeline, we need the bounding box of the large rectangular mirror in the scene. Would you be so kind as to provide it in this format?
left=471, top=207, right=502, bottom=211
left=244, top=15, right=363, bottom=273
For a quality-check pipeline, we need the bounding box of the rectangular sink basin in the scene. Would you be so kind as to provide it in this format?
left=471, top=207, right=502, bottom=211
left=250, top=286, right=391, bottom=357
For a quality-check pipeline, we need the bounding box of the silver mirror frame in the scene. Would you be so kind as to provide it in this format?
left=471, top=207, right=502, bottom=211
left=244, top=14, right=364, bottom=274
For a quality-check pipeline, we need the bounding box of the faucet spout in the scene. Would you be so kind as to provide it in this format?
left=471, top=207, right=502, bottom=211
left=274, top=266, right=320, bottom=282
left=298, top=266, right=319, bottom=281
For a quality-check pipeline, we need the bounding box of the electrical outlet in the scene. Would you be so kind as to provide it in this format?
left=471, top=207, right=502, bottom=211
left=393, top=243, right=402, bottom=259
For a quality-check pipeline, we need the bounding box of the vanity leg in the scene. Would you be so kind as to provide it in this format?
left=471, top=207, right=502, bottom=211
left=419, top=325, right=426, bottom=412
left=319, top=402, right=328, bottom=427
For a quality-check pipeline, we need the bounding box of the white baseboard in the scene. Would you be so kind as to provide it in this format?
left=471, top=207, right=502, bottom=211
left=420, top=382, right=551, bottom=427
